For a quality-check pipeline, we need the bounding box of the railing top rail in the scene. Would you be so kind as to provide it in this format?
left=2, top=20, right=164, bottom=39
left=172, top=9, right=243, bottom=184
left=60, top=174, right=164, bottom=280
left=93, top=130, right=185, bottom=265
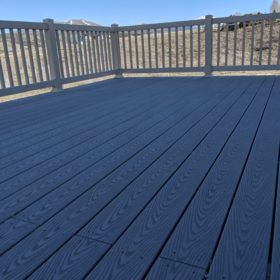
left=0, top=20, right=48, bottom=30
left=54, top=23, right=112, bottom=32
left=213, top=12, right=280, bottom=24
left=1, top=12, right=279, bottom=32
left=117, top=19, right=206, bottom=31
left=0, top=20, right=111, bottom=31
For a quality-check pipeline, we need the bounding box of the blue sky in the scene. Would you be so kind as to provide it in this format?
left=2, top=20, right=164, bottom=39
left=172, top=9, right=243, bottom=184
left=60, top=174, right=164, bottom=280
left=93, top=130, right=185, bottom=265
left=1, top=0, right=273, bottom=26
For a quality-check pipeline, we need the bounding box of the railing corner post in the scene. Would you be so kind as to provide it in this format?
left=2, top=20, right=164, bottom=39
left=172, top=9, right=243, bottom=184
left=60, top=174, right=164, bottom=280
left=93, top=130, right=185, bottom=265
left=43, top=18, right=62, bottom=91
left=111, top=23, right=123, bottom=77
left=205, top=14, right=213, bottom=76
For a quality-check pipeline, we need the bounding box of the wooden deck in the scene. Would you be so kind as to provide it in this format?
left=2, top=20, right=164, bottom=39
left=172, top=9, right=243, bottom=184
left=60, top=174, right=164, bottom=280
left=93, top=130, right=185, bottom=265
left=0, top=76, right=279, bottom=280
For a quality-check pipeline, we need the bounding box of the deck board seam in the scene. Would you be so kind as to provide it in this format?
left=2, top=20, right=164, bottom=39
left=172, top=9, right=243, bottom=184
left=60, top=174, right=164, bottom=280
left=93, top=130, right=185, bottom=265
left=75, top=234, right=112, bottom=246
left=159, top=256, right=206, bottom=270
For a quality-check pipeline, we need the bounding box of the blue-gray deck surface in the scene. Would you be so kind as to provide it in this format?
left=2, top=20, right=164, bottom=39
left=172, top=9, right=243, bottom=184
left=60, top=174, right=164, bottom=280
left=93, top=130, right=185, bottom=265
left=0, top=76, right=279, bottom=280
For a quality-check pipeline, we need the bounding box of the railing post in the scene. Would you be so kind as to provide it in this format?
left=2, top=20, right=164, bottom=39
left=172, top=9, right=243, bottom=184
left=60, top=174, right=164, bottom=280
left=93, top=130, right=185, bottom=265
left=43, top=18, right=62, bottom=91
left=205, top=15, right=213, bottom=76
left=111, top=24, right=123, bottom=77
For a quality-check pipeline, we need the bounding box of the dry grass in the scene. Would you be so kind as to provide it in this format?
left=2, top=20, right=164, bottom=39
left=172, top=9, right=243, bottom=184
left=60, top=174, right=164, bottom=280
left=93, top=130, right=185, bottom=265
left=119, top=21, right=280, bottom=69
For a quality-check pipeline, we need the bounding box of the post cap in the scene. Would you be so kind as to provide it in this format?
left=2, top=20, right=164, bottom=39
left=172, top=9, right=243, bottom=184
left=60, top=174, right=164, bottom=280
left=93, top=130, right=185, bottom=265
left=111, top=24, right=119, bottom=31
left=43, top=18, right=54, bottom=23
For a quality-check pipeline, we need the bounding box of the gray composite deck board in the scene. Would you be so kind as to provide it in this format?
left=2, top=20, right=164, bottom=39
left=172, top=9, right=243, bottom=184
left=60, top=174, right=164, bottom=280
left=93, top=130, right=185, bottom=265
left=0, top=78, right=164, bottom=135
left=0, top=91, right=181, bottom=165
left=0, top=79, right=150, bottom=138
left=158, top=77, right=274, bottom=273
left=208, top=77, right=280, bottom=279
left=1, top=78, right=182, bottom=139
left=0, top=77, right=228, bottom=253
left=85, top=78, right=264, bottom=279
left=0, top=76, right=278, bottom=280
left=0, top=79, right=192, bottom=183
left=0, top=80, right=213, bottom=223
left=0, top=79, right=174, bottom=151
left=0, top=79, right=215, bottom=203
left=0, top=79, right=198, bottom=153
left=78, top=80, right=251, bottom=246
left=0, top=79, right=201, bottom=158
left=24, top=78, right=240, bottom=280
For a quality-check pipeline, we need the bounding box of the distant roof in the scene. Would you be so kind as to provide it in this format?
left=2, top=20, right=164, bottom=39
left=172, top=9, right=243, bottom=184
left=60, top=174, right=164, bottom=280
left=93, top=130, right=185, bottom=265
left=58, top=19, right=100, bottom=26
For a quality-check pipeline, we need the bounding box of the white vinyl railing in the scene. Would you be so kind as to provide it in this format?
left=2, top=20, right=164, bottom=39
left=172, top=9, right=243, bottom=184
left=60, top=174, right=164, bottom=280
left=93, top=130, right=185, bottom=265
left=212, top=13, right=280, bottom=71
left=1, top=13, right=280, bottom=95
left=116, top=18, right=206, bottom=73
